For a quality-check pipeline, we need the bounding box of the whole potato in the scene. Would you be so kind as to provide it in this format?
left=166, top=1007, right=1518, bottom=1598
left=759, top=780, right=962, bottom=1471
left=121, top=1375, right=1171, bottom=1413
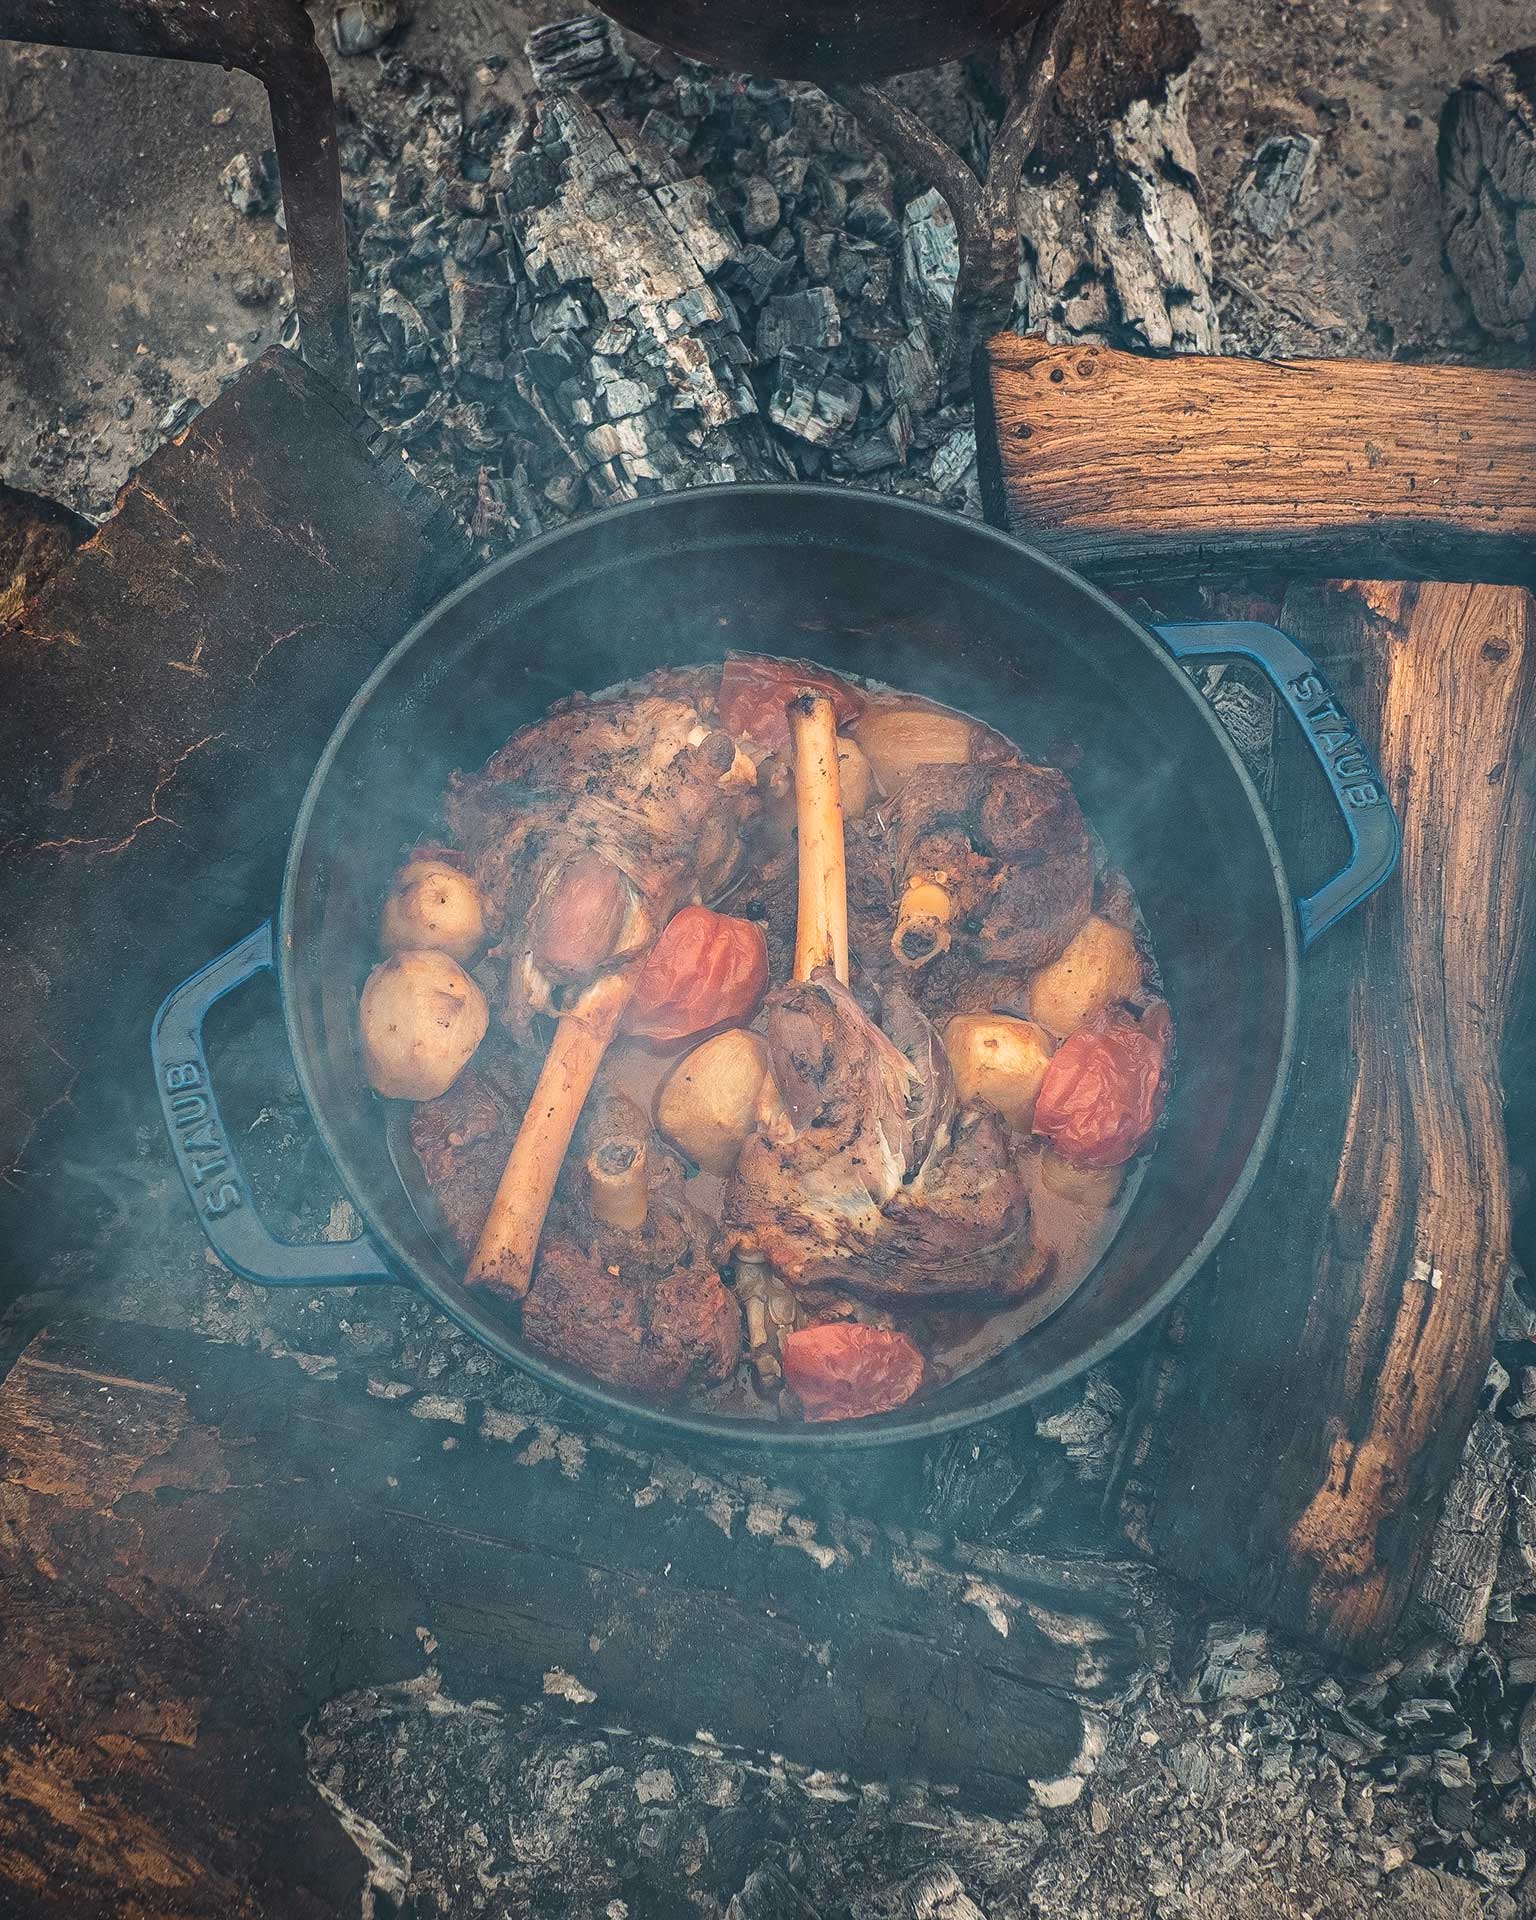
left=361, top=949, right=489, bottom=1099
left=1028, top=915, right=1142, bottom=1038
left=380, top=860, right=487, bottom=963
left=941, top=1014, right=1055, bottom=1130
left=654, top=1028, right=776, bottom=1175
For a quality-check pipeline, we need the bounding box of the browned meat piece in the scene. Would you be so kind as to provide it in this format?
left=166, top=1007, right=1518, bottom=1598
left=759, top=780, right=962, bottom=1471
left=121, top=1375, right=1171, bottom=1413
left=726, top=971, right=915, bottom=1284
left=522, top=1240, right=740, bottom=1400
left=871, top=763, right=1092, bottom=974
left=725, top=836, right=799, bottom=984
left=521, top=1093, right=741, bottom=1400
left=726, top=971, right=1036, bottom=1302
left=445, top=691, right=760, bottom=1034
left=409, top=1047, right=535, bottom=1254
left=858, top=1107, right=1037, bottom=1302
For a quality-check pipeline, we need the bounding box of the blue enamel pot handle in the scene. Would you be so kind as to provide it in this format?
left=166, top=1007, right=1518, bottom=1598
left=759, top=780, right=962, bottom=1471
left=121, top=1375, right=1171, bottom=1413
left=150, top=921, right=396, bottom=1288
left=1154, top=620, right=1400, bottom=947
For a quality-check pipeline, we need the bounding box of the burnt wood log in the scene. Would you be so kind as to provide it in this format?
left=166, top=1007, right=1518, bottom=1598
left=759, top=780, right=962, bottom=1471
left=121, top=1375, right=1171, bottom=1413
left=0, top=481, right=89, bottom=627
left=974, top=335, right=1536, bottom=586
left=1439, top=47, right=1536, bottom=343
left=0, top=349, right=464, bottom=1198
left=836, top=0, right=1215, bottom=376
left=0, top=1316, right=1164, bottom=1915
left=1115, top=580, right=1536, bottom=1657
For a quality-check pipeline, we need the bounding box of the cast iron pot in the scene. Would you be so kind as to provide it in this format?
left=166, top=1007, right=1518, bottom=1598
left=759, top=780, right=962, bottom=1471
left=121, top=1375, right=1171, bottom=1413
left=152, top=486, right=1398, bottom=1448
left=594, top=0, right=1050, bottom=82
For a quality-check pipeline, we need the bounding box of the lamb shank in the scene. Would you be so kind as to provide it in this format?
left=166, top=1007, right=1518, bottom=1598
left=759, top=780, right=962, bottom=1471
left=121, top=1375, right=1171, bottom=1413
left=447, top=690, right=759, bottom=1035
left=862, top=761, right=1093, bottom=976
left=726, top=970, right=1039, bottom=1306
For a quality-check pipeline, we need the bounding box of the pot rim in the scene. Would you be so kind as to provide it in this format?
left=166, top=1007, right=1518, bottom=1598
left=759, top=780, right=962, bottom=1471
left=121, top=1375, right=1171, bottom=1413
left=277, top=482, right=1300, bottom=1450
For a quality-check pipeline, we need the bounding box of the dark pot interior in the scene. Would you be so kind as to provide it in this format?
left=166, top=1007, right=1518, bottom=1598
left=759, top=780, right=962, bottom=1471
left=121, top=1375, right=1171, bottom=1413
left=280, top=486, right=1296, bottom=1447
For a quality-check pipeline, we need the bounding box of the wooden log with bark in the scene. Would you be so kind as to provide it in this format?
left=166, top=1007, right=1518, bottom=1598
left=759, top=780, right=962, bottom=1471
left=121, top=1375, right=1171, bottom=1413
left=0, top=350, right=465, bottom=1196
left=975, top=335, right=1536, bottom=586
left=1439, top=47, right=1536, bottom=344
left=1113, top=580, right=1536, bottom=1657
left=0, top=1314, right=1167, bottom=1914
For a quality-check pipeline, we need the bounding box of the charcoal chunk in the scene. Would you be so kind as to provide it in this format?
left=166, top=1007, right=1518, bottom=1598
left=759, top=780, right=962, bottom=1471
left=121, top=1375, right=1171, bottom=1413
left=886, top=323, right=939, bottom=414
left=756, top=286, right=841, bottom=360
left=768, top=348, right=862, bottom=444
left=526, top=15, right=631, bottom=91
left=333, top=0, right=406, bottom=56
left=1231, top=133, right=1318, bottom=238
left=220, top=150, right=278, bottom=216
left=901, top=188, right=960, bottom=337
left=739, top=176, right=782, bottom=239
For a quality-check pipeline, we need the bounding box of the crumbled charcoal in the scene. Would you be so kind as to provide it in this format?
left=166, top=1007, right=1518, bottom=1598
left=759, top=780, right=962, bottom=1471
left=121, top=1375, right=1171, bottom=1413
left=333, top=0, right=407, bottom=57
left=1167, top=1739, right=1248, bottom=1800
left=765, top=145, right=810, bottom=198
left=1431, top=1749, right=1475, bottom=1789
left=768, top=348, right=862, bottom=443
left=1508, top=1367, right=1536, bottom=1417
left=1180, top=1625, right=1283, bottom=1708
left=1394, top=1698, right=1467, bottom=1746
left=726, top=1863, right=824, bottom=1920
left=231, top=270, right=277, bottom=308
left=901, top=188, right=961, bottom=338
left=1485, top=1357, right=1512, bottom=1411
left=1231, top=132, right=1318, bottom=238
left=720, top=245, right=794, bottom=308
left=529, top=291, right=591, bottom=343
left=220, top=149, right=278, bottom=216
left=444, top=401, right=501, bottom=452
left=1472, top=1848, right=1527, bottom=1888
left=527, top=15, right=632, bottom=91
left=1033, top=1371, right=1125, bottom=1483
left=376, top=286, right=430, bottom=360
left=756, top=287, right=841, bottom=359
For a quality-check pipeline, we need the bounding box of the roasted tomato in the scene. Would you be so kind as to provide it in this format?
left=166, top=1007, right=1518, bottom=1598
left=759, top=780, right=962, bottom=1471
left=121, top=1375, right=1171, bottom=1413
left=1031, top=1001, right=1172, bottom=1168
left=718, top=652, right=864, bottom=755
left=782, top=1322, right=925, bottom=1423
left=623, top=905, right=770, bottom=1045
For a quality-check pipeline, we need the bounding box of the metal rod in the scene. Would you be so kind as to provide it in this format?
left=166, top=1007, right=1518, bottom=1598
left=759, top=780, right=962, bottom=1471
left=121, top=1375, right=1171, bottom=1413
left=0, top=0, right=355, bottom=398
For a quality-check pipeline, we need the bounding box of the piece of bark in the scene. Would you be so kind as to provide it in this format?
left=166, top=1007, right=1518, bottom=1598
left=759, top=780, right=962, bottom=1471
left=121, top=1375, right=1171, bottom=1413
left=974, top=336, right=1536, bottom=586
left=0, top=349, right=464, bottom=1190
left=1439, top=48, right=1536, bottom=342
left=1115, top=581, right=1536, bottom=1658
left=0, top=1318, right=1163, bottom=1918
left=0, top=481, right=90, bottom=629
